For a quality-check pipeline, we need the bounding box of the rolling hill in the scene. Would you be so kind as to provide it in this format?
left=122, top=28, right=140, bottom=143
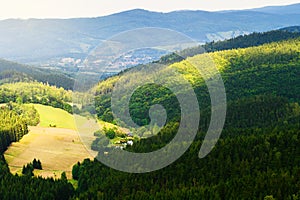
left=94, top=36, right=300, bottom=125
left=0, top=24, right=299, bottom=199
left=0, top=59, right=74, bottom=89
left=69, top=35, right=300, bottom=199
left=158, top=27, right=300, bottom=65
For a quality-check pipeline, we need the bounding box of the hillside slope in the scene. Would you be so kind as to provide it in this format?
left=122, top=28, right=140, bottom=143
left=73, top=37, right=300, bottom=199
left=158, top=28, right=300, bottom=64
left=94, top=37, right=300, bottom=125
left=0, top=59, right=74, bottom=89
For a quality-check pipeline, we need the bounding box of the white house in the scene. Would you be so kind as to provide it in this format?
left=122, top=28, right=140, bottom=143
left=127, top=140, right=133, bottom=146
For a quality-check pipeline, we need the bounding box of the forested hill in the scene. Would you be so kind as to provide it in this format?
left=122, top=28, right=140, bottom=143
left=280, top=26, right=300, bottom=33
left=71, top=36, right=300, bottom=199
left=0, top=59, right=74, bottom=90
left=95, top=37, right=300, bottom=124
left=158, top=27, right=300, bottom=64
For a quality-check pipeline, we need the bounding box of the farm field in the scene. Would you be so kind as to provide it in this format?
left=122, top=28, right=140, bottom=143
left=3, top=104, right=128, bottom=178
left=4, top=126, right=93, bottom=179
left=4, top=104, right=98, bottom=178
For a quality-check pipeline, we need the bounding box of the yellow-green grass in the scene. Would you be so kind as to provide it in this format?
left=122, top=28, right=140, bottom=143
left=4, top=126, right=93, bottom=179
left=31, top=104, right=125, bottom=133
left=32, top=104, right=77, bottom=130
left=4, top=104, right=129, bottom=179
left=73, top=115, right=130, bottom=147
left=97, top=119, right=130, bottom=134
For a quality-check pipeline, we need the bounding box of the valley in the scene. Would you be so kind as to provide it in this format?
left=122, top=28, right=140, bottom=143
left=0, top=6, right=300, bottom=198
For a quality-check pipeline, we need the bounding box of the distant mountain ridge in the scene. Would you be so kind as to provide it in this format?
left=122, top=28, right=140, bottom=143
left=0, top=3, right=300, bottom=67
left=281, top=26, right=300, bottom=32
left=249, top=3, right=300, bottom=14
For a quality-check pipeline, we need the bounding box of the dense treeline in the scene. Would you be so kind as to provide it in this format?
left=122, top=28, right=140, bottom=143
left=22, top=159, right=43, bottom=176
left=0, top=102, right=39, bottom=153
left=125, top=95, right=299, bottom=152
left=73, top=94, right=300, bottom=199
left=0, top=59, right=75, bottom=90
left=0, top=101, right=41, bottom=154
left=4, top=102, right=40, bottom=126
left=0, top=108, right=28, bottom=153
left=0, top=82, right=73, bottom=113
left=0, top=156, right=74, bottom=200
left=158, top=28, right=300, bottom=64
left=0, top=70, right=33, bottom=85
left=74, top=125, right=300, bottom=199
left=280, top=26, right=300, bottom=33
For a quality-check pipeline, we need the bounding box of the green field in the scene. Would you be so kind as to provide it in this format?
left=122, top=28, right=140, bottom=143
left=32, top=104, right=77, bottom=130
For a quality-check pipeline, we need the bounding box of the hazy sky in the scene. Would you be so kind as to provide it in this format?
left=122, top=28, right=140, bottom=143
left=1, top=0, right=300, bottom=19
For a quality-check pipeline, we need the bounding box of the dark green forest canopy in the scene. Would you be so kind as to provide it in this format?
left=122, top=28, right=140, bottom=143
left=0, top=154, right=74, bottom=200
left=75, top=119, right=300, bottom=199
left=0, top=102, right=39, bottom=153
left=0, top=70, right=34, bottom=85
left=75, top=94, right=300, bottom=199
left=0, top=59, right=74, bottom=90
